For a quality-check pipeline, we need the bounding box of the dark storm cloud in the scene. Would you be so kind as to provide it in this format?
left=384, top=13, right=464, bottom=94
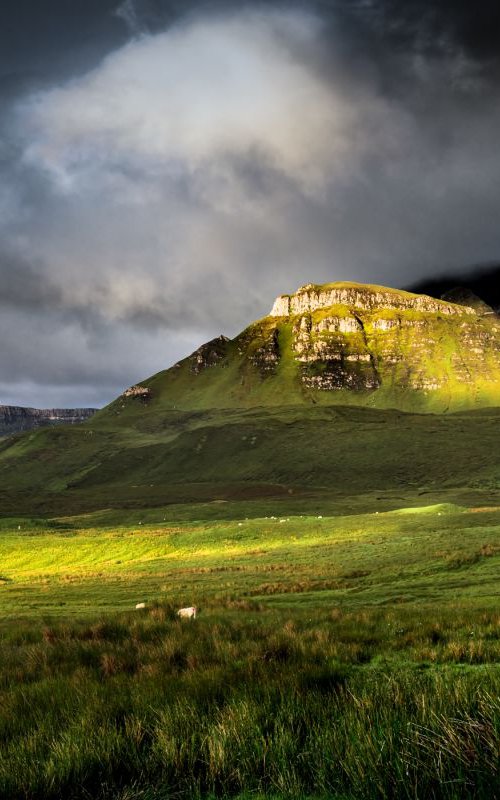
left=2, top=0, right=499, bottom=85
left=0, top=251, right=62, bottom=311
left=116, top=0, right=500, bottom=70
left=407, top=263, right=500, bottom=312
left=341, top=0, right=500, bottom=64
left=0, top=1, right=127, bottom=90
left=1, top=0, right=500, bottom=407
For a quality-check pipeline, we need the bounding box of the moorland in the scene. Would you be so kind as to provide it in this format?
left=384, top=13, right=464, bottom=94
left=1, top=410, right=500, bottom=799
left=1, top=282, right=500, bottom=799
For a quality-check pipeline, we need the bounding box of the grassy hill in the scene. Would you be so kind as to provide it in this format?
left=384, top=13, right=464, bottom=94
left=0, top=281, right=498, bottom=517
left=97, top=284, right=500, bottom=416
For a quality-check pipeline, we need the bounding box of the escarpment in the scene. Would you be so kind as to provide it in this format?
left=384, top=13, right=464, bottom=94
left=102, top=281, right=500, bottom=416
left=270, top=282, right=476, bottom=318
left=0, top=406, right=97, bottom=436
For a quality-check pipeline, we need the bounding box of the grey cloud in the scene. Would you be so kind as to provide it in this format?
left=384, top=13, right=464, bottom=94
left=0, top=252, right=63, bottom=311
left=0, top=303, right=207, bottom=407
left=0, top=1, right=499, bottom=407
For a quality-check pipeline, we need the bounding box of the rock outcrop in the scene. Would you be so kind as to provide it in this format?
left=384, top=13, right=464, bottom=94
left=188, top=335, right=230, bottom=374
left=0, top=406, right=97, bottom=437
left=123, top=385, right=152, bottom=400
left=270, top=282, right=475, bottom=318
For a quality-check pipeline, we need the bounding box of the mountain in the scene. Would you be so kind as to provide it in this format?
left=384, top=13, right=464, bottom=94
left=407, top=263, right=500, bottom=315
left=103, top=280, right=500, bottom=419
left=0, top=281, right=498, bottom=517
left=0, top=406, right=97, bottom=437
left=440, top=287, right=494, bottom=315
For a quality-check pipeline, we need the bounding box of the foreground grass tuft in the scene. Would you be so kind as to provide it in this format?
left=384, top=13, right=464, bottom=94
left=2, top=607, right=500, bottom=799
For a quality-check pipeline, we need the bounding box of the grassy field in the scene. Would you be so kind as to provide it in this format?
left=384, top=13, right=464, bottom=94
left=2, top=502, right=500, bottom=617
left=1, top=395, right=499, bottom=798
left=2, top=500, right=500, bottom=798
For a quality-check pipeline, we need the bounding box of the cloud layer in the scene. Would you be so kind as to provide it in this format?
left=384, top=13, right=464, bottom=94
left=1, top=1, right=500, bottom=406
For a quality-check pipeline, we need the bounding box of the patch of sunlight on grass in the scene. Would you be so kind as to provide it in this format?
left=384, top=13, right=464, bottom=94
left=386, top=503, right=465, bottom=515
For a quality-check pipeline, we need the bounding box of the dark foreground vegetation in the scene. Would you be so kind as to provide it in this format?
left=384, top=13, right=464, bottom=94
left=2, top=604, right=500, bottom=800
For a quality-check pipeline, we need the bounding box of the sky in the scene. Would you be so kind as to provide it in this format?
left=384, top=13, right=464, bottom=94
left=1, top=0, right=499, bottom=408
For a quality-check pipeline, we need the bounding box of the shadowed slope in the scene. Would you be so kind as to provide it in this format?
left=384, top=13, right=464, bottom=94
left=0, top=404, right=498, bottom=515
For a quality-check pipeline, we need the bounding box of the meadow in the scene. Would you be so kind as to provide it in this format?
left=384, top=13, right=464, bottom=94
left=2, top=500, right=500, bottom=798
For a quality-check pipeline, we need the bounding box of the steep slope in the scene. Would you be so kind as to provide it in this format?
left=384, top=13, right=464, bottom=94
left=99, top=282, right=500, bottom=428
left=0, top=406, right=97, bottom=437
left=0, top=281, right=498, bottom=516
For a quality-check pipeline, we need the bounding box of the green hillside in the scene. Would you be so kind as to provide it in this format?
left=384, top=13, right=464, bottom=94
left=0, top=404, right=498, bottom=516
left=0, top=281, right=499, bottom=517
left=0, top=281, right=498, bottom=517
left=114, top=281, right=500, bottom=413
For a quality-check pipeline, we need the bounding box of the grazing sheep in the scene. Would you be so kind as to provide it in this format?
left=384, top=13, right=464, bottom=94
left=135, top=602, right=146, bottom=609
left=177, top=606, right=197, bottom=620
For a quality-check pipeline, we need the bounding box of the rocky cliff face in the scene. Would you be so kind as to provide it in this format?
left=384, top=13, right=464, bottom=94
left=188, top=336, right=230, bottom=374
left=270, top=282, right=475, bottom=318
left=172, top=281, right=500, bottom=411
left=257, top=282, right=500, bottom=401
left=0, top=406, right=97, bottom=437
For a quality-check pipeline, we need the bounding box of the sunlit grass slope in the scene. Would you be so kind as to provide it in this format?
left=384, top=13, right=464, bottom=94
left=97, top=312, right=500, bottom=417
left=78, top=280, right=500, bottom=420
left=1, top=504, right=500, bottom=617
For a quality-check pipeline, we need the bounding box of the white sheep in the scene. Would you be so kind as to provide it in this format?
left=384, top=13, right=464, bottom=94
left=177, top=606, right=197, bottom=620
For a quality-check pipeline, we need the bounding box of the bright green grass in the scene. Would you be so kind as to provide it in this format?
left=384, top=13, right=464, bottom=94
left=2, top=502, right=500, bottom=798
left=1, top=503, right=500, bottom=617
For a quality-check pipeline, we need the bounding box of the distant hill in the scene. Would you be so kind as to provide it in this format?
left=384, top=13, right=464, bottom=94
left=406, top=263, right=500, bottom=315
left=0, top=406, right=97, bottom=437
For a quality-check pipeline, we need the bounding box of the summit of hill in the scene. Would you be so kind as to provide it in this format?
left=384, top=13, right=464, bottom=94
left=100, top=280, right=500, bottom=422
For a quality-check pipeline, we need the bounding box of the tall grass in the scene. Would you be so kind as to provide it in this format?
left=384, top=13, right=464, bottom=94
left=2, top=605, right=500, bottom=799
